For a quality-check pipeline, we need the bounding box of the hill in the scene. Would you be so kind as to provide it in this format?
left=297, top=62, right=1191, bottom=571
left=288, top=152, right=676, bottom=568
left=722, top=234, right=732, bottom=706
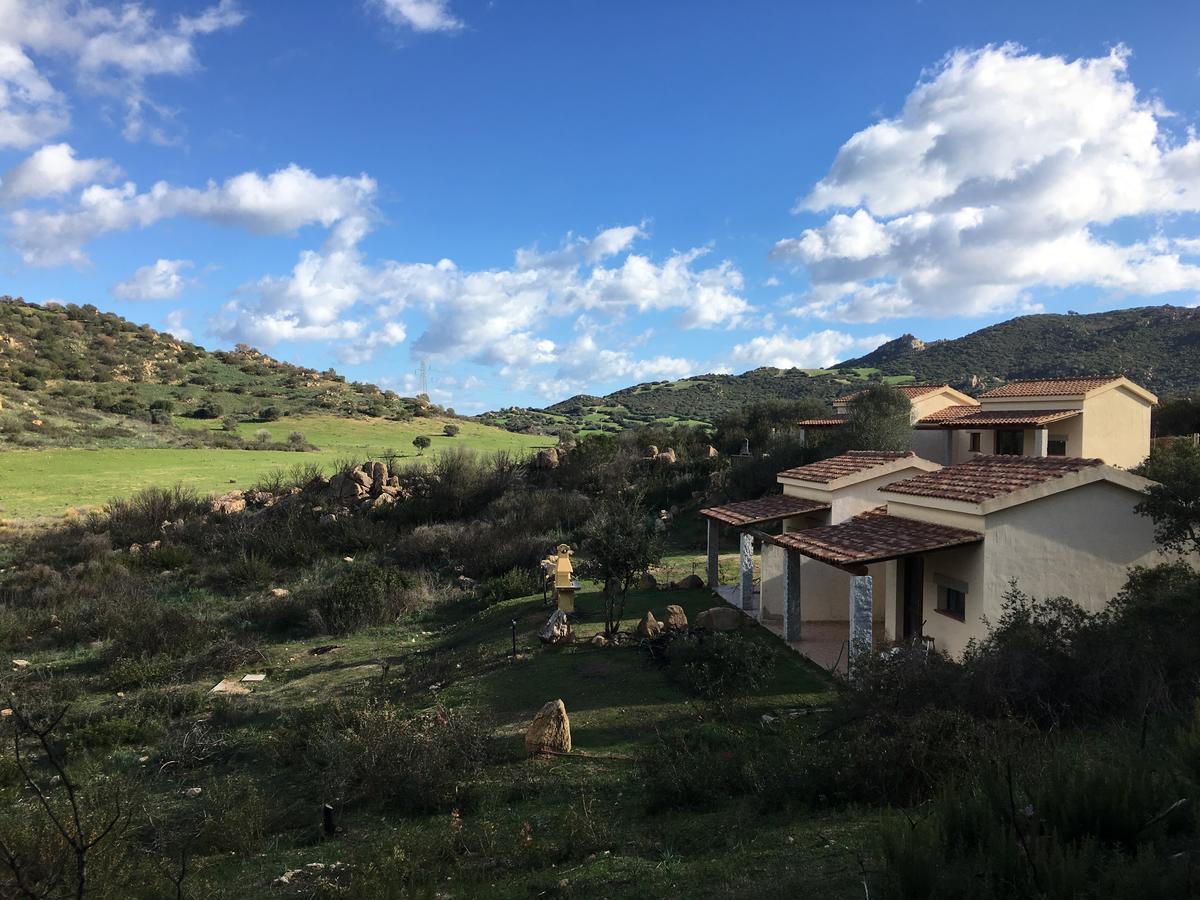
left=482, top=305, right=1200, bottom=432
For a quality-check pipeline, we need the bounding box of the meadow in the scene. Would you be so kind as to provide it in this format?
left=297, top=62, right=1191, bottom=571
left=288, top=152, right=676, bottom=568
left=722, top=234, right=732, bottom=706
left=0, top=414, right=550, bottom=519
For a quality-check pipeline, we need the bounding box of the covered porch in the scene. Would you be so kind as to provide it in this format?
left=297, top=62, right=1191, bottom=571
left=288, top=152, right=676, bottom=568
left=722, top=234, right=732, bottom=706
left=699, top=495, right=831, bottom=614
left=760, top=510, right=984, bottom=673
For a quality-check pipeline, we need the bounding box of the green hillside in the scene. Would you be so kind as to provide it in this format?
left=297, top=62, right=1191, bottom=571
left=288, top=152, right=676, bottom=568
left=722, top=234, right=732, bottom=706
left=482, top=305, right=1200, bottom=432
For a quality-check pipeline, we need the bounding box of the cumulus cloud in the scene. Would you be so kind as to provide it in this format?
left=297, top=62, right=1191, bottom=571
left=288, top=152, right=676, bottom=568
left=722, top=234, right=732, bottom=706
left=113, top=258, right=193, bottom=300
left=163, top=308, right=192, bottom=342
left=10, top=163, right=376, bottom=266
left=773, top=44, right=1200, bottom=323
left=374, top=0, right=463, bottom=32
left=728, top=330, right=890, bottom=370
left=0, top=0, right=243, bottom=147
left=0, top=143, right=120, bottom=204
left=214, top=223, right=749, bottom=367
left=553, top=333, right=696, bottom=392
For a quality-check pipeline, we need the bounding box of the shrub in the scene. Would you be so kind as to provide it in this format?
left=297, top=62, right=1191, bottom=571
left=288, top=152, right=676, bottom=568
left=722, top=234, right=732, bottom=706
left=443, top=423, right=460, bottom=437
left=479, top=567, right=539, bottom=604
left=310, top=562, right=403, bottom=634
left=665, top=631, right=775, bottom=702
left=413, top=434, right=432, bottom=454
left=253, top=427, right=272, bottom=444
left=287, top=430, right=306, bottom=446
left=102, top=484, right=202, bottom=546
left=221, top=414, right=239, bottom=432
left=260, top=405, right=281, bottom=421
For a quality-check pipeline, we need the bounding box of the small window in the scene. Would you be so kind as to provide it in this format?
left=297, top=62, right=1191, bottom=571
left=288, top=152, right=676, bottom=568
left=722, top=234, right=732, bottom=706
left=1047, top=433, right=1067, bottom=456
left=968, top=432, right=981, bottom=453
left=939, top=586, right=966, bottom=620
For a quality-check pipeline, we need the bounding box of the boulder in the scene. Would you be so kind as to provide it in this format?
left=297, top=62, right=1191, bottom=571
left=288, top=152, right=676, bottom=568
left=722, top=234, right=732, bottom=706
left=677, top=573, right=704, bottom=590
left=209, top=491, right=246, bottom=515
left=705, top=445, right=719, bottom=458
left=538, top=609, right=574, bottom=645
left=349, top=468, right=373, bottom=490
left=525, top=699, right=571, bottom=756
left=590, top=634, right=610, bottom=648
left=662, top=605, right=688, bottom=630
left=655, top=448, right=677, bottom=464
left=695, top=606, right=743, bottom=632
left=646, top=445, right=659, bottom=457
left=534, top=448, right=560, bottom=469
left=635, top=611, right=663, bottom=640
left=637, top=572, right=658, bottom=591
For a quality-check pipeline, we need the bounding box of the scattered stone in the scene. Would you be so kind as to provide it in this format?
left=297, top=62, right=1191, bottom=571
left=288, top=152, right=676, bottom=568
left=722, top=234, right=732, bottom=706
left=706, top=445, right=719, bottom=458
left=662, top=605, right=688, bottom=630
left=538, top=609, right=574, bottom=645
left=634, top=611, right=663, bottom=640
left=525, top=699, right=571, bottom=756
left=209, top=679, right=250, bottom=695
left=182, top=787, right=203, bottom=798
left=676, top=573, right=704, bottom=590
left=455, top=575, right=478, bottom=591
left=533, top=447, right=560, bottom=469
left=241, top=673, right=267, bottom=683
left=646, top=445, right=659, bottom=457
left=1, top=709, right=12, bottom=718
left=637, top=572, right=658, bottom=591
left=695, top=607, right=744, bottom=632
left=209, top=491, right=247, bottom=515
left=343, top=556, right=354, bottom=563
left=590, top=634, right=610, bottom=648
left=12, top=659, right=30, bottom=669
left=654, top=448, right=677, bottom=464
left=269, top=587, right=291, bottom=598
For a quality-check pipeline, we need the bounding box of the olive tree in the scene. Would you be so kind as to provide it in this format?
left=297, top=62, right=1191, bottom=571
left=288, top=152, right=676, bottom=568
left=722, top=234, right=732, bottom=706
left=839, top=384, right=912, bottom=452
left=578, top=494, right=662, bottom=637
left=1136, top=439, right=1200, bottom=555
left=412, top=435, right=432, bottom=454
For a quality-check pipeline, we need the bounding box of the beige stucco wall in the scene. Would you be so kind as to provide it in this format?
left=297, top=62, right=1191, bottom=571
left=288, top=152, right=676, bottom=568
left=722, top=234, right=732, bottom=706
left=760, top=542, right=785, bottom=621
left=978, top=397, right=1085, bottom=412
left=1080, top=386, right=1153, bottom=469
left=782, top=468, right=930, bottom=524
left=910, top=389, right=976, bottom=423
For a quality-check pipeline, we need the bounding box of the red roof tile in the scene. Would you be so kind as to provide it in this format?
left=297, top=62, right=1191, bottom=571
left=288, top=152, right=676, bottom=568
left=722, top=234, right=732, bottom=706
left=834, top=383, right=951, bottom=404
left=916, top=404, right=983, bottom=424
left=796, top=415, right=849, bottom=427
left=978, top=377, right=1120, bottom=398
left=931, top=408, right=1081, bottom=428
left=770, top=510, right=982, bottom=566
left=881, top=455, right=1103, bottom=503
left=777, top=451, right=918, bottom=484
left=700, top=495, right=831, bottom=527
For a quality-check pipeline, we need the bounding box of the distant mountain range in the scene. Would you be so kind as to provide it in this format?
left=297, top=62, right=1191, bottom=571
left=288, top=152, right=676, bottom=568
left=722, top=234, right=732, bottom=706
left=480, top=305, right=1200, bottom=433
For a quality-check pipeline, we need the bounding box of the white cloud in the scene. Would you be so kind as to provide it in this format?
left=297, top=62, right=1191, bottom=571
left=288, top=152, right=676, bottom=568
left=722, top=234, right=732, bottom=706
left=0, top=143, right=119, bottom=203
left=553, top=333, right=696, bottom=392
left=163, top=308, right=192, bottom=342
left=774, top=44, right=1200, bottom=322
left=10, top=163, right=376, bottom=266
left=214, top=223, right=749, bottom=367
left=113, top=258, right=193, bottom=300
left=0, top=0, right=243, bottom=147
left=374, top=0, right=463, bottom=32
left=729, top=330, right=890, bottom=370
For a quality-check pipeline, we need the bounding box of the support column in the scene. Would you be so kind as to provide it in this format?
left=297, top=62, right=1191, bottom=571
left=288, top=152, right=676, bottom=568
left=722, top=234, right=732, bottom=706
left=848, top=573, right=874, bottom=674
left=798, top=426, right=807, bottom=447
left=1032, top=428, right=1048, bottom=457
left=739, top=531, right=756, bottom=612
left=782, top=549, right=802, bottom=641
left=943, top=429, right=954, bottom=465
left=706, top=519, right=720, bottom=590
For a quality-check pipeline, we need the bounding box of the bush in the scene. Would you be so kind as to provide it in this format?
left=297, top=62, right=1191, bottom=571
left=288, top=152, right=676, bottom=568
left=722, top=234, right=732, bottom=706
left=310, top=562, right=404, bottom=634
left=287, top=430, right=306, bottom=446
left=413, top=434, right=431, bottom=454
left=260, top=406, right=281, bottom=421
left=253, top=427, right=272, bottom=444
left=443, top=423, right=460, bottom=437
left=221, top=414, right=238, bottom=432
left=665, top=631, right=775, bottom=702
left=479, top=567, right=539, bottom=604
left=102, top=484, right=202, bottom=546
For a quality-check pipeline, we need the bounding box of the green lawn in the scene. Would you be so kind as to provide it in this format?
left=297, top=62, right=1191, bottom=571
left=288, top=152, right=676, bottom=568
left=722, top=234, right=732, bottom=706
left=0, top=414, right=550, bottom=519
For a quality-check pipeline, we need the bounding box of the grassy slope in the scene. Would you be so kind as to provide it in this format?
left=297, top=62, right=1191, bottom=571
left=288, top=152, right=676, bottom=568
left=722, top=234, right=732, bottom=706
left=19, top=576, right=862, bottom=897
left=0, top=414, right=550, bottom=519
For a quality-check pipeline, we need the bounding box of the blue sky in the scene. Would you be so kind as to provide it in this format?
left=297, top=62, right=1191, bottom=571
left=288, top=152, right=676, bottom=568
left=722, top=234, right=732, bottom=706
left=2, top=1, right=1199, bottom=412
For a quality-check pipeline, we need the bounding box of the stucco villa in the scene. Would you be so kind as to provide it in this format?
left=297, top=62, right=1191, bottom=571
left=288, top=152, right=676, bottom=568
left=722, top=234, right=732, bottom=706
left=798, top=376, right=1158, bottom=469
left=700, top=451, right=1180, bottom=669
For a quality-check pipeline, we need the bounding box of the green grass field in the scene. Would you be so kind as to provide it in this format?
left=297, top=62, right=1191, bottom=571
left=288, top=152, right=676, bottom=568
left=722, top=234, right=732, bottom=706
left=0, top=414, right=550, bottom=520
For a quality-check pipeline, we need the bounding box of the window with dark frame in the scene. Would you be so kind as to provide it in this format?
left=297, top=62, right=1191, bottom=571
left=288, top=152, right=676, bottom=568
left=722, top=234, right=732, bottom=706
left=995, top=429, right=1024, bottom=455
left=968, top=431, right=981, bottom=452
left=940, top=586, right=966, bottom=619
left=1047, top=433, right=1067, bottom=456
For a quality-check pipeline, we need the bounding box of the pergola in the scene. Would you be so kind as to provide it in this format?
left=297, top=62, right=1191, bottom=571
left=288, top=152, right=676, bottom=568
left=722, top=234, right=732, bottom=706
left=699, top=495, right=831, bottom=612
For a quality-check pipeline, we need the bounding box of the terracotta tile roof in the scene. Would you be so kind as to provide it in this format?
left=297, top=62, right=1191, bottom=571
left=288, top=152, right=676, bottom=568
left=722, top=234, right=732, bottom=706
left=978, top=377, right=1120, bottom=398
left=777, top=450, right=918, bottom=484
left=916, top=404, right=982, bottom=424
left=881, top=455, right=1103, bottom=503
left=796, top=415, right=849, bottom=427
left=931, top=408, right=1081, bottom=428
left=771, top=509, right=983, bottom=566
left=700, top=495, right=831, bottom=527
left=834, top=383, right=950, bottom=404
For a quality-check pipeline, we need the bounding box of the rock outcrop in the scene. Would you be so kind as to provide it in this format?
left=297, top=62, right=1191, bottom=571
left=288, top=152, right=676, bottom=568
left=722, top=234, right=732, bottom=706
left=662, top=605, right=688, bottom=630
left=538, top=609, right=574, bottom=645
left=675, top=573, right=704, bottom=590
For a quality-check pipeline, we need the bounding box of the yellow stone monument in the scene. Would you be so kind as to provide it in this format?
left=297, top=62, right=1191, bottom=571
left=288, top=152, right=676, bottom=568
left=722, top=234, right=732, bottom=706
left=553, top=543, right=578, bottom=613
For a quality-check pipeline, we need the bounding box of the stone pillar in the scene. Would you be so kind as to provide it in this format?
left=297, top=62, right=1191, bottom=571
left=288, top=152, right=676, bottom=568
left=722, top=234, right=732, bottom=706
left=848, top=573, right=873, bottom=673
left=943, top=429, right=954, bottom=465
left=798, top=426, right=807, bottom=447
left=739, top=531, right=756, bottom=613
left=1032, top=428, right=1048, bottom=458
left=706, top=519, right=720, bottom=589
left=782, top=549, right=802, bottom=641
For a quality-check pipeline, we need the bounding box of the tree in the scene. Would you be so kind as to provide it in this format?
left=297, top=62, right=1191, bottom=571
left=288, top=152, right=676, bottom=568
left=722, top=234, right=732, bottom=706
left=838, top=384, right=912, bottom=452
left=1135, top=440, right=1200, bottom=555
left=221, top=415, right=239, bottom=432
left=578, top=494, right=662, bottom=637
left=443, top=423, right=460, bottom=437
left=413, top=435, right=432, bottom=454
left=260, top=405, right=281, bottom=421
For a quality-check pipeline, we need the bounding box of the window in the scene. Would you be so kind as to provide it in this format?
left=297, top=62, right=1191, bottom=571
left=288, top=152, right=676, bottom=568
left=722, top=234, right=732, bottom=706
left=935, top=574, right=968, bottom=621
left=995, top=429, right=1024, bottom=455
left=1048, top=433, right=1067, bottom=456
left=968, top=432, right=981, bottom=453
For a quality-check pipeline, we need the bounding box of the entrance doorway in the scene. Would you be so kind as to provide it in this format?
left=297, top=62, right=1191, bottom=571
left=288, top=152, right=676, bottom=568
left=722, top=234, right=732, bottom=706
left=901, top=557, right=924, bottom=640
